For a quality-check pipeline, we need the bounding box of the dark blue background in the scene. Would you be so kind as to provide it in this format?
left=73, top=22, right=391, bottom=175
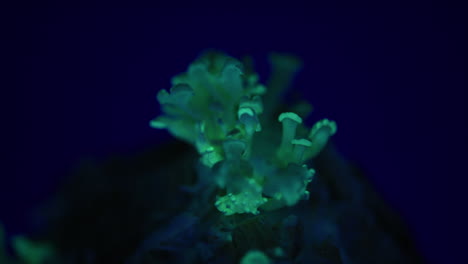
left=3, top=6, right=467, bottom=263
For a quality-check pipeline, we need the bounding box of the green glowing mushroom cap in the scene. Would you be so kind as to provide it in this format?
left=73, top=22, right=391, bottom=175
left=278, top=112, right=302, bottom=124
left=291, top=138, right=312, bottom=147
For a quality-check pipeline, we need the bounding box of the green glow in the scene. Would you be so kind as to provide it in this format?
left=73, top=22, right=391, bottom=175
left=12, top=236, right=55, bottom=264
left=240, top=250, right=271, bottom=264
left=151, top=51, right=336, bottom=215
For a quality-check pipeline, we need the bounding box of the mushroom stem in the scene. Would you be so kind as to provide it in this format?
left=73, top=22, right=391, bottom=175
left=277, top=112, right=303, bottom=158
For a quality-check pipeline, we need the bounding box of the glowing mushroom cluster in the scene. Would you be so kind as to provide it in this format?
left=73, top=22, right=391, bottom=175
left=151, top=51, right=337, bottom=215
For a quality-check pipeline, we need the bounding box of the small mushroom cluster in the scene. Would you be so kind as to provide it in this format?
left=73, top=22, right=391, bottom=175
left=277, top=112, right=337, bottom=165
left=151, top=51, right=336, bottom=215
